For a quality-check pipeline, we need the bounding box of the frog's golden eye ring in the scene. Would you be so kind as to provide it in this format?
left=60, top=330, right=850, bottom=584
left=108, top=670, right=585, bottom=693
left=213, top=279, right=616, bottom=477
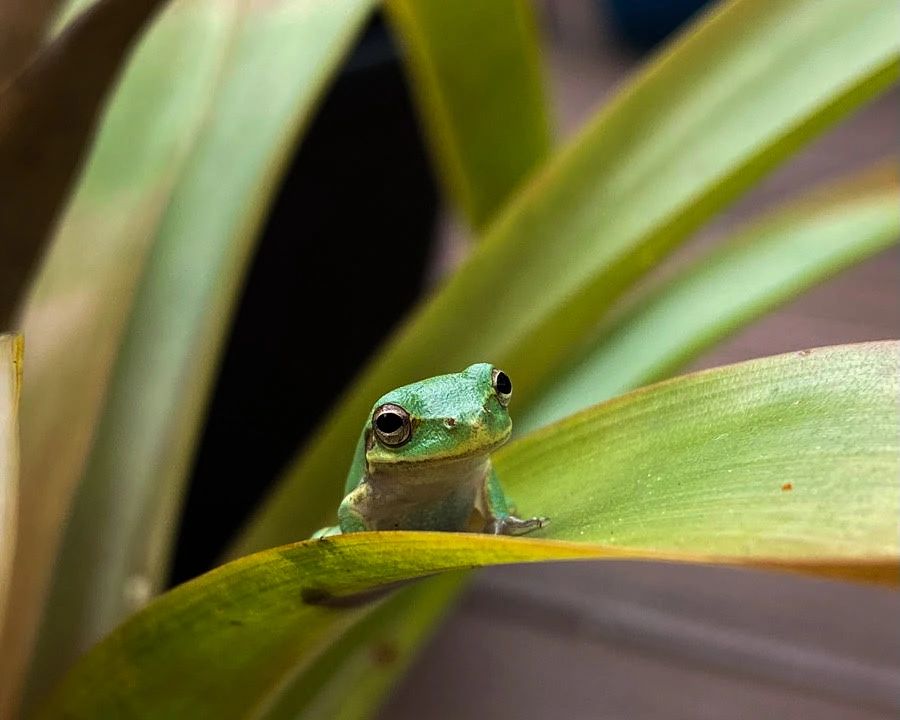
left=372, top=403, right=412, bottom=447
left=491, top=368, right=513, bottom=406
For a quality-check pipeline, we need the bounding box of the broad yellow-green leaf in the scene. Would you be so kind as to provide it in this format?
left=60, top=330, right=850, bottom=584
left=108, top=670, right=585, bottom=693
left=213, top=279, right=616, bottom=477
left=0, top=334, right=22, bottom=628
left=39, top=342, right=899, bottom=718
left=521, top=166, right=900, bottom=433
left=385, top=0, right=552, bottom=230
left=15, top=0, right=377, bottom=711
left=0, top=0, right=166, bottom=326
left=235, top=0, right=900, bottom=557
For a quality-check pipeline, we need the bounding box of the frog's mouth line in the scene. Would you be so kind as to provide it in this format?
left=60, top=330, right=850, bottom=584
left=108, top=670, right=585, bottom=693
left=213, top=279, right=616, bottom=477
left=370, top=431, right=511, bottom=467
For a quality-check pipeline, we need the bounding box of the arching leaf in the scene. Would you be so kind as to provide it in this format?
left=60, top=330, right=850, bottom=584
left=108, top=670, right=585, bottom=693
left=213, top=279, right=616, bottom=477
left=40, top=342, right=899, bottom=718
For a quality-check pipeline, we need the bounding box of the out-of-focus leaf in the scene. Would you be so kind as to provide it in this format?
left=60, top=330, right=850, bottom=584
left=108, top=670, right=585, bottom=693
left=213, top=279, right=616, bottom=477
left=0, top=0, right=167, bottom=327
left=235, top=0, right=900, bottom=557
left=2, top=3, right=236, bottom=713
left=385, top=0, right=551, bottom=230
left=9, top=0, right=377, bottom=712
left=1, top=3, right=240, bottom=712
left=39, top=342, right=900, bottom=717
left=521, top=165, right=900, bottom=433
left=0, top=334, right=22, bottom=628
left=0, top=0, right=63, bottom=84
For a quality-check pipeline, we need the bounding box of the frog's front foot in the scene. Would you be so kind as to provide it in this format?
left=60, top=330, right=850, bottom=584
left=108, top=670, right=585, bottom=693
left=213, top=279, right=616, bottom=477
left=486, top=515, right=549, bottom=536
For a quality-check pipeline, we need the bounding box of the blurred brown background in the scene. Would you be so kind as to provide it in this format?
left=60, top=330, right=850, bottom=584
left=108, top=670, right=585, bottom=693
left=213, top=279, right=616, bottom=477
left=381, top=2, right=899, bottom=718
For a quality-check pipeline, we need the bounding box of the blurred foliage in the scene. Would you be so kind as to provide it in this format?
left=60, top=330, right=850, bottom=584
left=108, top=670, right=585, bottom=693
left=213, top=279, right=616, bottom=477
left=0, top=0, right=896, bottom=718
left=385, top=0, right=552, bottom=229
left=0, top=0, right=62, bottom=84
left=521, top=166, right=900, bottom=433
left=0, top=0, right=166, bottom=326
left=24, top=0, right=380, bottom=705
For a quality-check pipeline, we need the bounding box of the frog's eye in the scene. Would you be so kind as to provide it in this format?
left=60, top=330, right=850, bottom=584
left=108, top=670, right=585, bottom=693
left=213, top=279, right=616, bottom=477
left=372, top=403, right=412, bottom=447
left=491, top=368, right=512, bottom=406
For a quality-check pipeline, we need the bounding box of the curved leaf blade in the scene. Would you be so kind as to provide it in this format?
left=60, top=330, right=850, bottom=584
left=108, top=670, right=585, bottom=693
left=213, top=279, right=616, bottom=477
left=385, top=0, right=552, bottom=230
left=521, top=166, right=900, bottom=433
left=40, top=342, right=898, bottom=718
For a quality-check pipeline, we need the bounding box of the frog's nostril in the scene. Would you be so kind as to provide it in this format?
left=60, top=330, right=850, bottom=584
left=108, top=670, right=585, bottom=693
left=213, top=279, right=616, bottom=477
left=443, top=417, right=456, bottom=429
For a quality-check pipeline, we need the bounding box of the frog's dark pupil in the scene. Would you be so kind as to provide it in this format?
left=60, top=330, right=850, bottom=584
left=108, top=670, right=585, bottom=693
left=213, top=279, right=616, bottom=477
left=376, top=412, right=404, bottom=434
left=495, top=371, right=512, bottom=395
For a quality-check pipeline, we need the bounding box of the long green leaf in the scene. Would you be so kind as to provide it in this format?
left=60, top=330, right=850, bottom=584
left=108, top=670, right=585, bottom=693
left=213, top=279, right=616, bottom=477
left=0, top=334, right=22, bottom=628
left=385, top=0, right=552, bottom=230
left=18, top=0, right=377, bottom=710
left=39, top=342, right=899, bottom=718
left=521, top=166, right=900, bottom=433
left=0, top=0, right=166, bottom=326
left=235, top=0, right=900, bottom=557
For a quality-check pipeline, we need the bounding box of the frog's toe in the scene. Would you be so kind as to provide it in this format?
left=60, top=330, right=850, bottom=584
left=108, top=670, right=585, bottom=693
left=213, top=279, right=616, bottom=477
left=312, top=525, right=342, bottom=539
left=487, top=515, right=549, bottom=536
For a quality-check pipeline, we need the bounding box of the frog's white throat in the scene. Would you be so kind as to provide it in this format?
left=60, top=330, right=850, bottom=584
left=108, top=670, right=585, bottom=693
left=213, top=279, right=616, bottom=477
left=367, top=453, right=491, bottom=490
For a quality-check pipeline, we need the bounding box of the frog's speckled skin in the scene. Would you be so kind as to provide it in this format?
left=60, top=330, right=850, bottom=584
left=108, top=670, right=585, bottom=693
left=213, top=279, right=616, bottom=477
left=313, top=363, right=548, bottom=537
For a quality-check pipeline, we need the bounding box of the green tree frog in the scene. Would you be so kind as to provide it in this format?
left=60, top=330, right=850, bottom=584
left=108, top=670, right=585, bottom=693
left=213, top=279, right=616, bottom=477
left=314, top=363, right=548, bottom=537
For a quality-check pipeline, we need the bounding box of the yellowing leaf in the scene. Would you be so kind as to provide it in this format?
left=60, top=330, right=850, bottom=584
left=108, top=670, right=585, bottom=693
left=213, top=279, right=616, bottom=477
left=39, top=342, right=899, bottom=718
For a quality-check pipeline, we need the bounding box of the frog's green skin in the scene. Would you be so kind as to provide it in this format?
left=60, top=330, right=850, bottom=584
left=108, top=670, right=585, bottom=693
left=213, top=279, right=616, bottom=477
left=313, top=363, right=547, bottom=537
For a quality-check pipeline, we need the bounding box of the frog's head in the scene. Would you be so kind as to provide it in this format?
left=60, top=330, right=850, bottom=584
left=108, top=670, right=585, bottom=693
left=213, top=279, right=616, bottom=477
left=365, top=363, right=513, bottom=467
